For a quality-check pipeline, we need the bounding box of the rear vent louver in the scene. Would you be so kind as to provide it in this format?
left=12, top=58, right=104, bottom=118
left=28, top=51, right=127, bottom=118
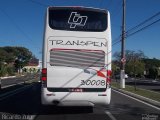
left=50, top=49, right=105, bottom=68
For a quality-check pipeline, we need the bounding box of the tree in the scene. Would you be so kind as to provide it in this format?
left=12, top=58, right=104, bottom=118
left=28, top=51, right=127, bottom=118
left=12, top=47, right=33, bottom=72
left=0, top=48, right=9, bottom=62
left=143, top=58, right=160, bottom=79
left=0, top=46, right=36, bottom=76
left=0, top=63, right=7, bottom=76
left=125, top=60, right=145, bottom=77
left=148, top=67, right=158, bottom=79
left=113, top=50, right=146, bottom=78
left=112, top=61, right=119, bottom=78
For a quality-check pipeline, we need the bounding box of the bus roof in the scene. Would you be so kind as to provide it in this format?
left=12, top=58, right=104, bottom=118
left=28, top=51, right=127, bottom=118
left=47, top=6, right=108, bottom=13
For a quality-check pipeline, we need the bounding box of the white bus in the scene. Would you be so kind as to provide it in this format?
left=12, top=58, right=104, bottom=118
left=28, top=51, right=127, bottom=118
left=41, top=6, right=112, bottom=106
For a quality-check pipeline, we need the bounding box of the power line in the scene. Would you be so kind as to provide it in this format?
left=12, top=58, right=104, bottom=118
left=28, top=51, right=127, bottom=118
left=111, top=0, right=122, bottom=18
left=113, top=11, right=160, bottom=47
left=112, top=35, right=121, bottom=45
left=0, top=7, right=41, bottom=54
left=112, top=17, right=160, bottom=47
left=127, top=18, right=160, bottom=38
left=126, top=11, right=160, bottom=34
left=112, top=39, right=121, bottom=46
left=28, top=0, right=48, bottom=7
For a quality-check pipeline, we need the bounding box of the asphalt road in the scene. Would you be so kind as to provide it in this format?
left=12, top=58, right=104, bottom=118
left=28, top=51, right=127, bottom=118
left=0, top=82, right=159, bottom=120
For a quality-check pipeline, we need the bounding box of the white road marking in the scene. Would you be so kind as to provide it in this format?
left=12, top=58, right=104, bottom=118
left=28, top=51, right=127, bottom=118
left=105, top=111, right=117, bottom=120
left=2, top=81, right=25, bottom=89
left=112, top=89, right=160, bottom=111
left=0, top=84, right=34, bottom=101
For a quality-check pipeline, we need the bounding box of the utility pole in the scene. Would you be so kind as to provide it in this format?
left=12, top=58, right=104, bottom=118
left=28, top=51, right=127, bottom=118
left=120, top=0, right=126, bottom=88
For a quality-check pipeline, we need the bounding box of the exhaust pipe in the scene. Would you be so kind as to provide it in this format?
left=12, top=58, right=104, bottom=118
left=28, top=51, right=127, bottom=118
left=52, top=100, right=60, bottom=105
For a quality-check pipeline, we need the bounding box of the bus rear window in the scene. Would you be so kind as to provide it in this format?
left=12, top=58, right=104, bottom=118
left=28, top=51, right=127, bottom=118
left=49, top=7, right=107, bottom=32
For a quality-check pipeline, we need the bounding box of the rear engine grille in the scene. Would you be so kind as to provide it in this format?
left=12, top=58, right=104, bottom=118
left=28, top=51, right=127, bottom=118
left=50, top=49, right=105, bottom=68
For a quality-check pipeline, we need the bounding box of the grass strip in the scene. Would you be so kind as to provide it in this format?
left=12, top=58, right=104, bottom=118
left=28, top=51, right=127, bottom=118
left=111, top=82, right=160, bottom=102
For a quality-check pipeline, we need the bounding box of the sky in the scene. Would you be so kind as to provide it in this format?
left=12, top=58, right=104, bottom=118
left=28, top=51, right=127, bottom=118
left=0, top=0, right=160, bottom=60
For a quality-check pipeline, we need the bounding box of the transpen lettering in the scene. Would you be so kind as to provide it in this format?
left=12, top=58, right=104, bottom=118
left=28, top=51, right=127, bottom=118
left=49, top=40, right=107, bottom=47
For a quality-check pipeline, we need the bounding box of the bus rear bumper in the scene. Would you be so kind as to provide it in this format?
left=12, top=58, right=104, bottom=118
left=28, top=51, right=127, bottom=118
left=41, top=87, right=111, bottom=106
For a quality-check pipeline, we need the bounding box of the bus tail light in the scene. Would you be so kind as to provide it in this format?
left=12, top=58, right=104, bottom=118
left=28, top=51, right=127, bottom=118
left=41, top=68, right=47, bottom=81
left=107, top=70, right=112, bottom=83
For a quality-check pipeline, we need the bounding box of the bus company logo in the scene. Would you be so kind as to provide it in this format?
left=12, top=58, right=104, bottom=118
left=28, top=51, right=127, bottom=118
left=68, top=12, right=88, bottom=28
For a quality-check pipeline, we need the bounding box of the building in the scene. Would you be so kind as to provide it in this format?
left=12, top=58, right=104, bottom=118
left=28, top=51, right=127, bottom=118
left=23, top=58, right=40, bottom=73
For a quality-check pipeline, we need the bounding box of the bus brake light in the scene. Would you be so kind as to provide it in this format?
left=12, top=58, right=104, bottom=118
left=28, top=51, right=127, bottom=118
left=107, top=70, right=112, bottom=83
left=41, top=68, right=47, bottom=81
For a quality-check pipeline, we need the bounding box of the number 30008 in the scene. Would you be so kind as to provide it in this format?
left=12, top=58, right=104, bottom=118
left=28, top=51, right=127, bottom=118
left=81, top=80, right=105, bottom=86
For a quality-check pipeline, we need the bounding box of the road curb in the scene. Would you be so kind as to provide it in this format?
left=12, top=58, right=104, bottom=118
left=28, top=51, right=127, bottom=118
left=112, top=87, right=160, bottom=108
left=0, top=74, right=39, bottom=89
